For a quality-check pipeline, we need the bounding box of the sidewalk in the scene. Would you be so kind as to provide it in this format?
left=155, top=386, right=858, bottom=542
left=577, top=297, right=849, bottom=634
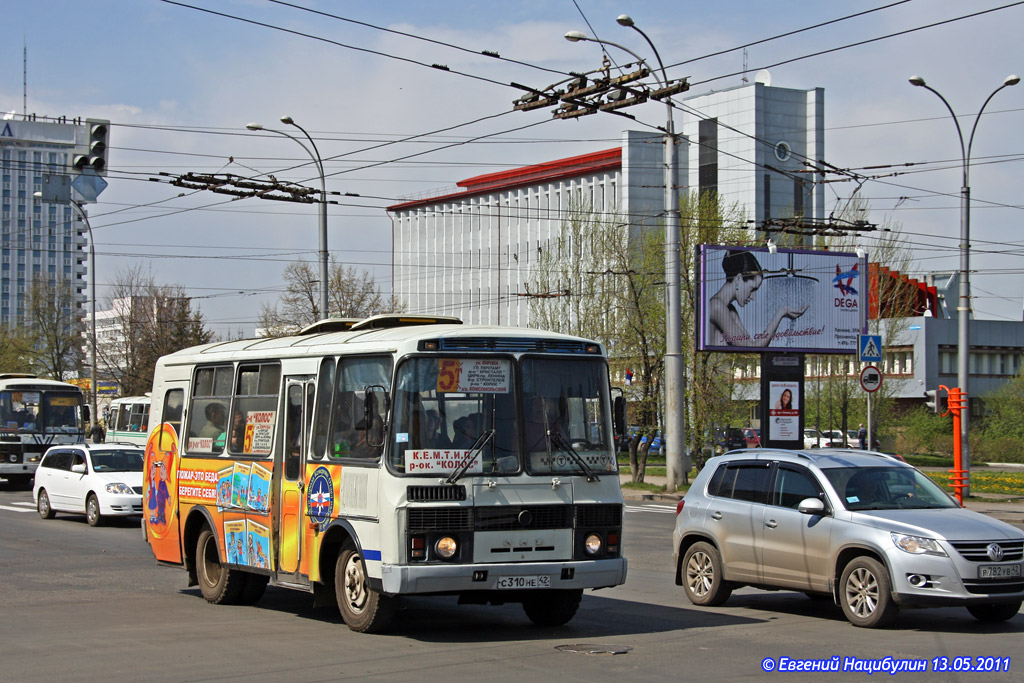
left=620, top=474, right=1024, bottom=528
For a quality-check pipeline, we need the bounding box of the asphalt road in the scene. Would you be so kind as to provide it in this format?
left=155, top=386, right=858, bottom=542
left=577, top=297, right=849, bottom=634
left=1, top=483, right=1021, bottom=682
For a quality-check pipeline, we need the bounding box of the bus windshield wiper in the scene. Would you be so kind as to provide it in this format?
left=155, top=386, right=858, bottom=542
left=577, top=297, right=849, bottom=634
left=549, top=431, right=599, bottom=482
left=446, top=429, right=496, bottom=484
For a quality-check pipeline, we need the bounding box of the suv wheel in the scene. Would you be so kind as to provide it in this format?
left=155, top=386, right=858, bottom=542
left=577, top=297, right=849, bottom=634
left=840, top=557, right=898, bottom=628
left=681, top=541, right=732, bottom=606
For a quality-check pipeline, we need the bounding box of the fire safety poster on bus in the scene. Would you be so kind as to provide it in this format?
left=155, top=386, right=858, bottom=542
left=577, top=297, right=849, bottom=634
left=768, top=381, right=800, bottom=441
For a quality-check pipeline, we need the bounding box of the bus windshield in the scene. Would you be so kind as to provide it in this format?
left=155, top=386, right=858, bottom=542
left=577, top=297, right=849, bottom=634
left=0, top=390, right=83, bottom=434
left=390, top=356, right=616, bottom=477
left=392, top=357, right=520, bottom=476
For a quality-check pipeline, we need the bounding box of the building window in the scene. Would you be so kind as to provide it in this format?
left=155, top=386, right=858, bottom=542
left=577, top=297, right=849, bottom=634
left=698, top=118, right=718, bottom=199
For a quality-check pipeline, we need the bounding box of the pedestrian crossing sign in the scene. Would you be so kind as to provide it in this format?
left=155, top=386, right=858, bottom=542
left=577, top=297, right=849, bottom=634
left=859, top=334, right=882, bottom=363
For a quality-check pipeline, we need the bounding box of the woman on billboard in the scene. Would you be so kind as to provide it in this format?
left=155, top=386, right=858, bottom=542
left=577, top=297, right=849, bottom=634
left=708, top=250, right=809, bottom=347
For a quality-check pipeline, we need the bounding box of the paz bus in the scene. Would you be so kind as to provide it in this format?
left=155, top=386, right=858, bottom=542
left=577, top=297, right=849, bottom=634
left=143, top=315, right=627, bottom=632
left=106, top=395, right=151, bottom=446
left=0, top=374, right=87, bottom=488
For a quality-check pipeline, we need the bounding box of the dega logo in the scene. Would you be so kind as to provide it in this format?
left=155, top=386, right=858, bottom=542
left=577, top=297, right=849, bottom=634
left=833, top=262, right=860, bottom=309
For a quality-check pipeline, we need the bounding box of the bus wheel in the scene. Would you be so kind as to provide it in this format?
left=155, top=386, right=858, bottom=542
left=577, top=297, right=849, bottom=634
left=335, top=541, right=395, bottom=633
left=196, top=528, right=244, bottom=604
left=238, top=573, right=270, bottom=605
left=523, top=589, right=583, bottom=626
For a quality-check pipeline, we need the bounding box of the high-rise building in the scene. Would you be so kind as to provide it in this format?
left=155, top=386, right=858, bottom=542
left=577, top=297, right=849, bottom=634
left=387, top=82, right=825, bottom=326
left=0, top=116, right=104, bottom=329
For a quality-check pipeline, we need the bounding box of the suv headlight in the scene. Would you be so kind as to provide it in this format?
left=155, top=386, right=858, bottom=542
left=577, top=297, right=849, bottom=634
left=891, top=532, right=947, bottom=557
left=105, top=483, right=133, bottom=495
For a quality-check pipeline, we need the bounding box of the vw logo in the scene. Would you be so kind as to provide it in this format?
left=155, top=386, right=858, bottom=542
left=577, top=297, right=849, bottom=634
left=986, top=543, right=1005, bottom=562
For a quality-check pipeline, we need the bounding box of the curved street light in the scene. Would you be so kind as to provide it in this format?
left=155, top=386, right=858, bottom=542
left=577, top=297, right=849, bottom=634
left=565, top=17, right=686, bottom=489
left=246, top=117, right=330, bottom=319
left=909, top=73, right=1020, bottom=495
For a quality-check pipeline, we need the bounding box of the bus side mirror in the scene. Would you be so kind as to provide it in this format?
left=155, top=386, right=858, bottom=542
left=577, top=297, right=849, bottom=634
left=83, top=405, right=91, bottom=424
left=613, top=396, right=626, bottom=436
left=364, top=385, right=390, bottom=449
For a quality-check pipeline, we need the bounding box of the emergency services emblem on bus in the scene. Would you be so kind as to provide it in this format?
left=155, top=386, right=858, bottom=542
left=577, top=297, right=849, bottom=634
left=306, top=466, right=334, bottom=531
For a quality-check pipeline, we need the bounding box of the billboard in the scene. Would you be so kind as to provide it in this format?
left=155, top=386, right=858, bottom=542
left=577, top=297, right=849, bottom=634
left=696, top=245, right=866, bottom=353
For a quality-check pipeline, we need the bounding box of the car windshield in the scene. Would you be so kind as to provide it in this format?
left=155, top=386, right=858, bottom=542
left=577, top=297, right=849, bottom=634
left=821, top=466, right=957, bottom=510
left=90, top=450, right=144, bottom=472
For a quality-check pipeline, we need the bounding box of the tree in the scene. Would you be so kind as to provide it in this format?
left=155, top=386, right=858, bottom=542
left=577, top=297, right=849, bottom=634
left=25, top=276, right=83, bottom=381
left=98, top=265, right=214, bottom=396
left=258, top=257, right=399, bottom=336
left=976, top=370, right=1024, bottom=463
left=0, top=326, right=32, bottom=373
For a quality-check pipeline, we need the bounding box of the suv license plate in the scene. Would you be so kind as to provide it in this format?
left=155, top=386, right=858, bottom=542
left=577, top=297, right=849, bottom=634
left=979, top=564, right=1022, bottom=579
left=496, top=575, right=551, bottom=589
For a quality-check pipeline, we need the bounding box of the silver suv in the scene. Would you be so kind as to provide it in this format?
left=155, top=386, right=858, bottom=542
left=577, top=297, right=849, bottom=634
left=673, top=449, right=1023, bottom=628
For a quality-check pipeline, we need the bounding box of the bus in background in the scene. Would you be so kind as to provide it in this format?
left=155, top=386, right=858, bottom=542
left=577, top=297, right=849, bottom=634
left=0, top=374, right=87, bottom=488
left=106, top=395, right=151, bottom=446
left=144, top=315, right=626, bottom=633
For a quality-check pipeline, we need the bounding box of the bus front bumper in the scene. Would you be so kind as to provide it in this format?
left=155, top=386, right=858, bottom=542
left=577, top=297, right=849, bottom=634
left=379, top=557, right=627, bottom=595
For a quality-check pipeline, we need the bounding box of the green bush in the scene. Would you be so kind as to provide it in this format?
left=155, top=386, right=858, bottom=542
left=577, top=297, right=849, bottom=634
left=895, top=406, right=953, bottom=456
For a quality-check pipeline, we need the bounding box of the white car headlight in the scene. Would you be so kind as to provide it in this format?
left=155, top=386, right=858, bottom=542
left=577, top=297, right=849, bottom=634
left=891, top=532, right=947, bottom=557
left=105, top=482, right=133, bottom=495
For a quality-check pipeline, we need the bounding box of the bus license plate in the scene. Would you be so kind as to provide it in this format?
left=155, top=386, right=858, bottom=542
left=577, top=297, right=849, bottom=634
left=979, top=564, right=1022, bottom=579
left=496, top=575, right=551, bottom=589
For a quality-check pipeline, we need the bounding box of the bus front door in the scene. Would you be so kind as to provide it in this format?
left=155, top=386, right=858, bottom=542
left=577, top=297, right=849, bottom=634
left=278, top=378, right=314, bottom=583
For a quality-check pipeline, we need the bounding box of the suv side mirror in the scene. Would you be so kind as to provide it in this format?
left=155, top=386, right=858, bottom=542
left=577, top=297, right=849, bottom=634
left=798, top=497, right=826, bottom=515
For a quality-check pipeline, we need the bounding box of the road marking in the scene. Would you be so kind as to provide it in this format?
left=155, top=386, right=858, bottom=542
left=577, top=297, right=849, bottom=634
left=0, top=504, right=33, bottom=513
left=12, top=501, right=35, bottom=507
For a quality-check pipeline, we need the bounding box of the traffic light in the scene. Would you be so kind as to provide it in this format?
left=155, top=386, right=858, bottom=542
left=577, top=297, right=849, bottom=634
left=924, top=389, right=941, bottom=413
left=72, top=119, right=109, bottom=175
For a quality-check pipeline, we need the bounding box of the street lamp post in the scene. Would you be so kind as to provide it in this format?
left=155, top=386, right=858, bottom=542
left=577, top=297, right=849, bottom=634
left=909, top=74, right=1020, bottom=495
left=73, top=201, right=98, bottom=436
left=246, top=117, right=330, bottom=319
left=566, top=16, right=686, bottom=489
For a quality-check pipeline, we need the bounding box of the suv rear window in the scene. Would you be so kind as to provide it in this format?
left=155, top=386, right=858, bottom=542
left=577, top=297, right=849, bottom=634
left=710, top=462, right=771, bottom=504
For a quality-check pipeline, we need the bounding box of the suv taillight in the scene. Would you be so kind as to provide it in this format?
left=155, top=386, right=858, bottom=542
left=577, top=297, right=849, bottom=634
left=675, top=499, right=685, bottom=516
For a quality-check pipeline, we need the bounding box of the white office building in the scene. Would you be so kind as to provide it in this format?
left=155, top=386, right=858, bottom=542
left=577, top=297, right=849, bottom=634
left=387, top=81, right=825, bottom=327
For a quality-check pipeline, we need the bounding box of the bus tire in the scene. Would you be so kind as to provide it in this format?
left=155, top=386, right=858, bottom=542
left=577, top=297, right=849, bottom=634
left=238, top=573, right=270, bottom=605
left=335, top=541, right=395, bottom=633
left=523, top=588, right=583, bottom=626
left=196, top=528, right=245, bottom=604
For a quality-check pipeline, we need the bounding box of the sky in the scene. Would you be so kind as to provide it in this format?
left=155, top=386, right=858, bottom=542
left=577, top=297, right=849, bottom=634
left=3, top=0, right=1024, bottom=337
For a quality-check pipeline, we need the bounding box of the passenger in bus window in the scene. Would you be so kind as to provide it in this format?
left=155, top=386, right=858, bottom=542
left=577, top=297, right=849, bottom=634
left=229, top=410, right=246, bottom=452
left=199, top=403, right=226, bottom=439
left=452, top=413, right=481, bottom=450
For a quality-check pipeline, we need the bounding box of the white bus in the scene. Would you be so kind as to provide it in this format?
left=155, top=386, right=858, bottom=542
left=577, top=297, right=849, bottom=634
left=106, top=395, right=151, bottom=446
left=0, top=374, right=87, bottom=488
left=144, top=315, right=626, bottom=632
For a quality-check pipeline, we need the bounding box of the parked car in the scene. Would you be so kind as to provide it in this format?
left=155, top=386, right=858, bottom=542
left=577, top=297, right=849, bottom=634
left=673, top=448, right=1024, bottom=628
left=742, top=428, right=761, bottom=449
left=802, top=428, right=839, bottom=449
left=846, top=430, right=863, bottom=449
left=33, top=443, right=144, bottom=526
left=716, top=428, right=747, bottom=452
left=822, top=429, right=847, bottom=447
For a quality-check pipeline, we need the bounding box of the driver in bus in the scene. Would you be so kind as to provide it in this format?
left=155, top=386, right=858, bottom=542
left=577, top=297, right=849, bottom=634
left=524, top=396, right=564, bottom=451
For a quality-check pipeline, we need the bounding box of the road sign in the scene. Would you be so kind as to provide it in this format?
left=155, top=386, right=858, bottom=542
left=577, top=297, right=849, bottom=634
left=859, top=334, right=882, bottom=363
left=860, top=365, right=882, bottom=393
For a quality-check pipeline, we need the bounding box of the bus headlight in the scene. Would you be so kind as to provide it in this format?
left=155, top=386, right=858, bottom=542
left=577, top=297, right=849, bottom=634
left=584, top=533, right=603, bottom=556
left=435, top=536, right=458, bottom=559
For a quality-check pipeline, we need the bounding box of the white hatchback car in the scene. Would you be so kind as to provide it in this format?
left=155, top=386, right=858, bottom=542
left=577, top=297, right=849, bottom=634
left=33, top=444, right=144, bottom=526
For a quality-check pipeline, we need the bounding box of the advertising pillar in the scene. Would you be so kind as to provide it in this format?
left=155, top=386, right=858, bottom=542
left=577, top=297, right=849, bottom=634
left=762, top=353, right=804, bottom=449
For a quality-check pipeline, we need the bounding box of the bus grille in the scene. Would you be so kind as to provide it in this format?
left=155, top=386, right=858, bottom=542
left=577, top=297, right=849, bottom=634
left=575, top=503, right=622, bottom=527
left=407, top=485, right=466, bottom=502
left=476, top=504, right=573, bottom=531
left=407, top=507, right=474, bottom=532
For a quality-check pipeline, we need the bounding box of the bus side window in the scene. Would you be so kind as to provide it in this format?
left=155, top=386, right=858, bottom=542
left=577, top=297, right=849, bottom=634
left=310, top=358, right=336, bottom=461
left=160, top=389, right=184, bottom=452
